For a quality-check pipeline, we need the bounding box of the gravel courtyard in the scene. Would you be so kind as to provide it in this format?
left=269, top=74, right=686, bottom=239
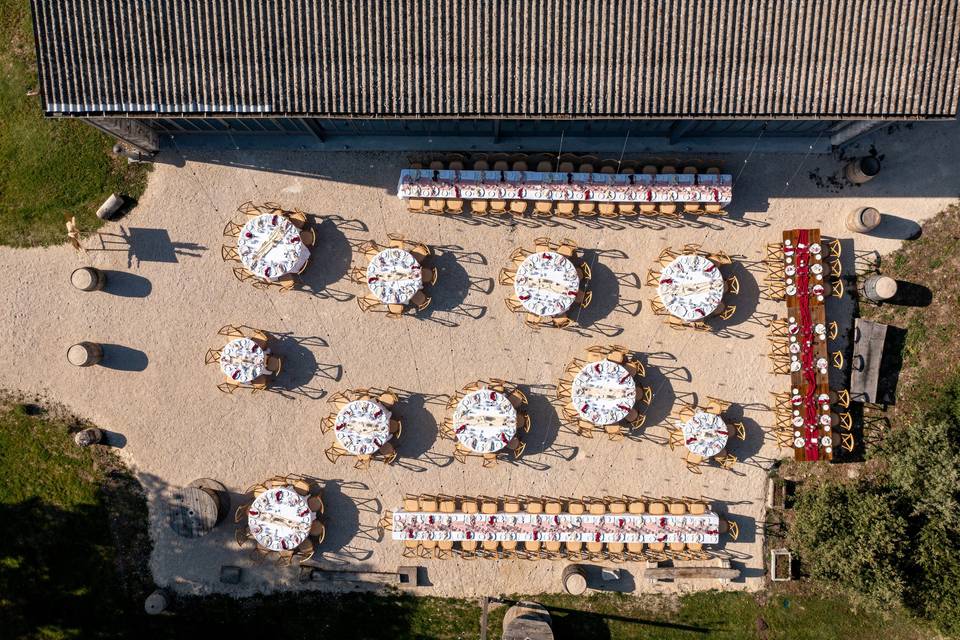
left=3, top=121, right=958, bottom=598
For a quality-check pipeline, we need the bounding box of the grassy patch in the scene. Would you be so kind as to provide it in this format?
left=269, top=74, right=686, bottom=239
left=0, top=400, right=937, bottom=639
left=0, top=0, right=150, bottom=247
left=860, top=203, right=960, bottom=422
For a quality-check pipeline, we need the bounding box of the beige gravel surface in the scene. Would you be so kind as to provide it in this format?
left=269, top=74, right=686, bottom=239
left=3, top=121, right=958, bottom=597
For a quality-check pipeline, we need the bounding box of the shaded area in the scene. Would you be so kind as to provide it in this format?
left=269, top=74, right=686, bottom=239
left=865, top=214, right=923, bottom=240
left=99, top=344, right=149, bottom=372
left=885, top=280, right=933, bottom=307
left=101, top=270, right=153, bottom=298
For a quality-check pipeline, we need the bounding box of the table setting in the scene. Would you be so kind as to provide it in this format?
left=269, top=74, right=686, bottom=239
left=334, top=400, right=392, bottom=455
left=392, top=510, right=720, bottom=543
left=571, top=360, right=637, bottom=425
left=452, top=389, right=518, bottom=453
left=237, top=213, right=309, bottom=280
left=681, top=411, right=729, bottom=458
left=397, top=169, right=733, bottom=204
left=366, top=248, right=423, bottom=304
left=657, top=254, right=725, bottom=321
left=247, top=486, right=315, bottom=551
left=514, top=251, right=581, bottom=316
left=219, top=337, right=268, bottom=384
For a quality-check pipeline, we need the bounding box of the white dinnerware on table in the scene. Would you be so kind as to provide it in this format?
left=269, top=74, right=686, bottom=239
left=453, top=389, right=518, bottom=453
left=247, top=486, right=315, bottom=551
left=237, top=213, right=309, bottom=281
left=514, top=251, right=581, bottom=316
left=681, top=411, right=729, bottom=458
left=219, top=337, right=269, bottom=384
left=658, top=254, right=725, bottom=321
left=392, top=510, right=721, bottom=543
left=397, top=169, right=734, bottom=204
left=334, top=400, right=392, bottom=455
left=571, top=360, right=637, bottom=425
left=366, top=248, right=423, bottom=304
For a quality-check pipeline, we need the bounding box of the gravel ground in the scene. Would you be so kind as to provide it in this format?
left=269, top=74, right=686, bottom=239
left=3, top=120, right=958, bottom=598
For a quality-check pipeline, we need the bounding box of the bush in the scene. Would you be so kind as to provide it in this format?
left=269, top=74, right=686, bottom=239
left=791, top=373, right=960, bottom=636
left=789, top=481, right=908, bottom=607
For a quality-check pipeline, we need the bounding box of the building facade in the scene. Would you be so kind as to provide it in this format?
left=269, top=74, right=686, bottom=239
left=31, top=0, right=960, bottom=155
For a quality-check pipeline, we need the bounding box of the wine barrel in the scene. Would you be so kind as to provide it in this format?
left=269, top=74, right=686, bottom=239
left=70, top=267, right=106, bottom=291
left=561, top=564, right=588, bottom=595
left=845, top=157, right=881, bottom=184
left=862, top=275, right=898, bottom=302
left=67, top=342, right=103, bottom=367
left=845, top=207, right=881, bottom=233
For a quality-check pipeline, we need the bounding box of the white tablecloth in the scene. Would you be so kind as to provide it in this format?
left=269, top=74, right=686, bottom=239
left=392, top=510, right=720, bottom=543
left=366, top=248, right=423, bottom=304
left=571, top=360, right=637, bottom=425
left=453, top=389, right=518, bottom=453
left=682, top=411, right=729, bottom=458
left=658, top=254, right=724, bottom=321
left=397, top=169, right=733, bottom=204
left=248, top=486, right=315, bottom=551
left=219, top=337, right=268, bottom=384
left=514, top=251, right=580, bottom=317
left=334, top=400, right=392, bottom=455
left=237, top=213, right=309, bottom=281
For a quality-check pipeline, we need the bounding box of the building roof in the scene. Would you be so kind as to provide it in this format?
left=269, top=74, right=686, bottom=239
left=31, top=0, right=960, bottom=120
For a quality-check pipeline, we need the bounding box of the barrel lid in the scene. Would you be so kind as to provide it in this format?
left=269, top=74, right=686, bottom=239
left=70, top=267, right=96, bottom=289
left=67, top=343, right=91, bottom=365
left=875, top=276, right=898, bottom=298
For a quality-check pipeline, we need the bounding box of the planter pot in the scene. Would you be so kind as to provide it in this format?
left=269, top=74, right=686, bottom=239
left=862, top=275, right=898, bottom=302
left=845, top=157, right=881, bottom=184
left=845, top=206, right=881, bottom=233
left=70, top=266, right=106, bottom=291
left=96, top=193, right=124, bottom=220
left=770, top=549, right=793, bottom=582
left=67, top=341, right=103, bottom=367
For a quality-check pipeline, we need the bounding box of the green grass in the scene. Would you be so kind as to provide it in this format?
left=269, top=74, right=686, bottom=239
left=0, top=0, right=150, bottom=247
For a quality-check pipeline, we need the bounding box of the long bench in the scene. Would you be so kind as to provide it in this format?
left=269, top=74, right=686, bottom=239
left=851, top=318, right=888, bottom=403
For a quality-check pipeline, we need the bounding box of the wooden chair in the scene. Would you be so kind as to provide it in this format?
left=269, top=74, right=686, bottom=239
left=598, top=203, right=618, bottom=218
left=533, top=201, right=553, bottom=217
left=725, top=275, right=740, bottom=295
left=407, top=199, right=425, bottom=214
left=577, top=202, right=597, bottom=217
left=832, top=279, right=844, bottom=298
left=265, top=355, right=282, bottom=376
left=410, top=291, right=431, bottom=312
left=223, top=219, right=244, bottom=238
left=470, top=200, right=489, bottom=216
left=489, top=200, right=509, bottom=215
left=554, top=202, right=575, bottom=218
left=509, top=201, right=528, bottom=217
left=446, top=200, right=464, bottom=214
left=718, top=305, right=737, bottom=321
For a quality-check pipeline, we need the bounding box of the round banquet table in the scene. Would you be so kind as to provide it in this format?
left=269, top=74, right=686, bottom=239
left=657, top=254, right=724, bottom=322
left=237, top=213, right=309, bottom=281
left=681, top=411, right=729, bottom=458
left=513, top=251, right=580, bottom=317
left=247, top=486, right=315, bottom=551
left=453, top=389, right=518, bottom=453
left=571, top=360, right=637, bottom=425
left=366, top=248, right=423, bottom=304
left=219, top=337, right=268, bottom=384
left=334, top=400, right=392, bottom=455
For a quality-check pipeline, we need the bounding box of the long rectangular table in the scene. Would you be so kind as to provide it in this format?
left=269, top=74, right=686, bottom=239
left=783, top=228, right=834, bottom=462
left=397, top=169, right=733, bottom=204
left=391, top=510, right=720, bottom=544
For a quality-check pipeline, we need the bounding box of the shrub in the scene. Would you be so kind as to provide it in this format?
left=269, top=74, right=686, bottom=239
left=789, top=481, right=908, bottom=607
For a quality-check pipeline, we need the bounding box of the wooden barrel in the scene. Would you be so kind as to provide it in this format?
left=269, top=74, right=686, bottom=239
left=96, top=193, right=124, bottom=220
left=67, top=342, right=103, bottom=367
left=862, top=275, right=898, bottom=302
left=561, top=564, right=588, bottom=595
left=503, top=602, right=554, bottom=640
left=70, top=267, right=106, bottom=291
left=845, top=207, right=881, bottom=233
left=844, top=157, right=881, bottom=184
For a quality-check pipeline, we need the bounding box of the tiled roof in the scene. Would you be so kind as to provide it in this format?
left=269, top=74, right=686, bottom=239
left=31, top=0, right=960, bottom=119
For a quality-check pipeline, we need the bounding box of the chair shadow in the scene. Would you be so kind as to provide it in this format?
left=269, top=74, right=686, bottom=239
left=400, top=246, right=490, bottom=328
left=299, top=214, right=364, bottom=297
left=522, top=387, right=565, bottom=458
left=101, top=271, right=152, bottom=298
left=393, top=394, right=451, bottom=470
left=312, top=480, right=375, bottom=563
left=574, top=257, right=623, bottom=328
left=721, top=405, right=766, bottom=463
left=99, top=344, right=149, bottom=372
left=267, top=333, right=336, bottom=400
left=709, top=262, right=760, bottom=336
left=93, top=226, right=206, bottom=267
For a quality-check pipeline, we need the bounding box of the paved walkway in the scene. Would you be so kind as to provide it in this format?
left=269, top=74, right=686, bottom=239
left=2, top=120, right=957, bottom=597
